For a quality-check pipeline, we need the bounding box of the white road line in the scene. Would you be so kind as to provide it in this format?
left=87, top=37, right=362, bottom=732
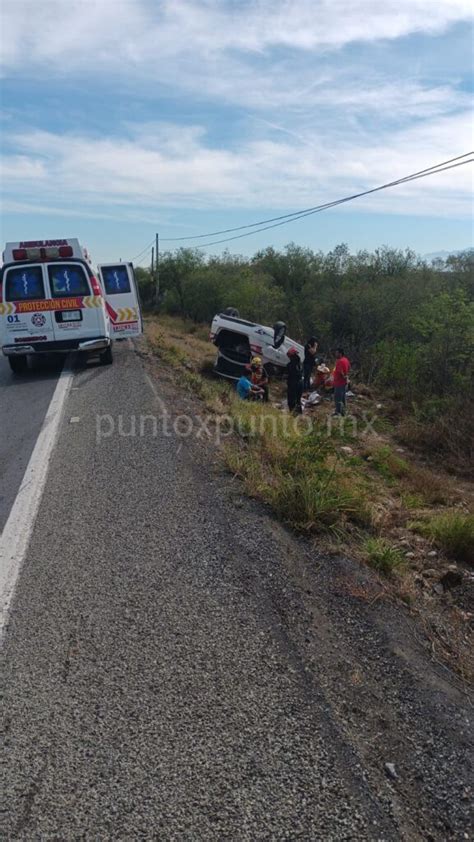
left=0, top=364, right=73, bottom=641
left=144, top=373, right=169, bottom=418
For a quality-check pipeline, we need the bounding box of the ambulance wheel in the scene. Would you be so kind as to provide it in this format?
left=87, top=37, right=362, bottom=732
left=99, top=344, right=113, bottom=365
left=8, top=355, right=28, bottom=374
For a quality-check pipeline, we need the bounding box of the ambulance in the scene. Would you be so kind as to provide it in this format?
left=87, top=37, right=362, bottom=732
left=0, top=238, right=142, bottom=373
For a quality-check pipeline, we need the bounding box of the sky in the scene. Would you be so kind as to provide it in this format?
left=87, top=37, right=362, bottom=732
left=0, top=0, right=473, bottom=264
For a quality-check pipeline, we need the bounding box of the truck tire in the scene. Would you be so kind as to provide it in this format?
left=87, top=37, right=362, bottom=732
left=8, top=355, right=28, bottom=374
left=99, top=344, right=113, bottom=365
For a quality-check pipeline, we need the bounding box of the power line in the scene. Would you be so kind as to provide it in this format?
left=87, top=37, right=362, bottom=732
left=189, top=158, right=473, bottom=250
left=127, top=153, right=472, bottom=260
left=160, top=152, right=473, bottom=242
left=130, top=239, right=155, bottom=264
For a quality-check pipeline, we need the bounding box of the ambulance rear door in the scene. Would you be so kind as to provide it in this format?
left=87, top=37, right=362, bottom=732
left=97, top=263, right=143, bottom=338
left=1, top=263, right=55, bottom=349
left=46, top=261, right=105, bottom=343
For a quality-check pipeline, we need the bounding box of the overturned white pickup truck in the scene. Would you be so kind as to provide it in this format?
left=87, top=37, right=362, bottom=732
left=210, top=309, right=304, bottom=379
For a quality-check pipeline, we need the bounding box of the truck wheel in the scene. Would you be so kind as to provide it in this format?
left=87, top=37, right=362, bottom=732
left=8, top=355, right=28, bottom=374
left=99, top=344, right=113, bottom=365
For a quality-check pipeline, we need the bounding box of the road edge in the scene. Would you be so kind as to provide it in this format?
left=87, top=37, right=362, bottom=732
left=0, top=361, right=73, bottom=641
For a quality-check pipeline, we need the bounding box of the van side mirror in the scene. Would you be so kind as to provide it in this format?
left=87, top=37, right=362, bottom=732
left=273, top=321, right=286, bottom=349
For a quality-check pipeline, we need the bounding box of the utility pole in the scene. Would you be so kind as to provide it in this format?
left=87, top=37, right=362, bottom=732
left=155, top=232, right=160, bottom=307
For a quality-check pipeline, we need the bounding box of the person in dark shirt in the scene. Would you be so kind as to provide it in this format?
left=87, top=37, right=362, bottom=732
left=303, top=337, right=318, bottom=390
left=333, top=348, right=351, bottom=416
left=286, top=348, right=303, bottom=413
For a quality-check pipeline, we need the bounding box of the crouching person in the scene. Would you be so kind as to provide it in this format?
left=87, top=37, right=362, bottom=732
left=236, top=371, right=265, bottom=401
left=250, top=356, right=269, bottom=403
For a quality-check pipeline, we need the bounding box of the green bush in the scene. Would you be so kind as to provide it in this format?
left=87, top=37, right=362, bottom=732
left=411, top=513, right=474, bottom=565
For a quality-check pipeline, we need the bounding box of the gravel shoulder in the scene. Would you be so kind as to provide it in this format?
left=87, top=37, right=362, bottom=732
left=2, top=341, right=472, bottom=840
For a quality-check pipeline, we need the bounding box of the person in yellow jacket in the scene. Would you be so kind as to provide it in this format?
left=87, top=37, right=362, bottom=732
left=249, top=356, right=269, bottom=402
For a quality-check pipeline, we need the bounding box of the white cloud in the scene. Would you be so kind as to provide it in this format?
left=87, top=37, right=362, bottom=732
left=1, top=0, right=471, bottom=238
left=0, top=0, right=471, bottom=134
left=2, top=112, right=471, bottom=221
left=2, top=1, right=472, bottom=71
left=1, top=0, right=471, bottom=125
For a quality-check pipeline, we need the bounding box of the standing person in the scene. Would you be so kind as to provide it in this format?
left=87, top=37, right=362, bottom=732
left=286, top=348, right=303, bottom=413
left=303, top=337, right=318, bottom=391
left=333, top=348, right=351, bottom=416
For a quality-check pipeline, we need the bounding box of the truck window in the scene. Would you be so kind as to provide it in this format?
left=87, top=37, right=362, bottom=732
left=4, top=265, right=45, bottom=301
left=101, top=265, right=131, bottom=295
left=48, top=264, right=90, bottom=297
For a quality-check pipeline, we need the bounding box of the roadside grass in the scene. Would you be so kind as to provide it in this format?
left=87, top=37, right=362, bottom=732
left=145, top=315, right=472, bottom=568
left=146, top=320, right=228, bottom=411
left=402, top=465, right=453, bottom=506
left=225, top=404, right=371, bottom=534
left=364, top=443, right=455, bottom=507
left=400, top=492, right=425, bottom=510
left=146, top=315, right=216, bottom=372
left=368, top=445, right=410, bottom=482
left=363, top=537, right=405, bottom=575
left=410, top=512, right=474, bottom=566
left=146, top=317, right=376, bottom=536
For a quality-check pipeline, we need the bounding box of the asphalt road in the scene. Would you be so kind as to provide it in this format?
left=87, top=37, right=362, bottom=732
left=2, top=342, right=472, bottom=840
left=0, top=354, right=64, bottom=531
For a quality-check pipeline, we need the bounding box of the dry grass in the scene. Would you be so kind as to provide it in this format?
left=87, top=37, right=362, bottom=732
left=402, top=465, right=455, bottom=506
left=397, top=409, right=474, bottom=479
left=363, top=443, right=458, bottom=507
left=333, top=575, right=387, bottom=603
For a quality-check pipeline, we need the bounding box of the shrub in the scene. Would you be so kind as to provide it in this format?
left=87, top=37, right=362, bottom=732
left=363, top=538, right=405, bottom=575
left=411, top=512, right=474, bottom=565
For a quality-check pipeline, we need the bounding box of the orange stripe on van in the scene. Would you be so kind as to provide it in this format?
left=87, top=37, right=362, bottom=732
left=14, top=297, right=85, bottom=313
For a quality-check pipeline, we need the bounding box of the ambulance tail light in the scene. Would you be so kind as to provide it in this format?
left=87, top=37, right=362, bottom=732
left=90, top=275, right=102, bottom=296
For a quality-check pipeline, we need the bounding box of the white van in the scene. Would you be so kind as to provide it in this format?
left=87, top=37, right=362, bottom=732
left=0, top=239, right=142, bottom=373
left=210, top=310, right=304, bottom=379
